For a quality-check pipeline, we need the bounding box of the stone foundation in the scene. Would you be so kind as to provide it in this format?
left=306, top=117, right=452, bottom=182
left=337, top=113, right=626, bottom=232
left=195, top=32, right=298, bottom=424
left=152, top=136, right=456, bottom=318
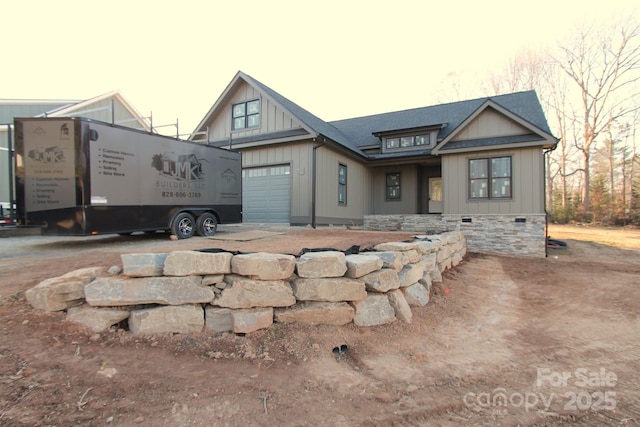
left=364, top=214, right=546, bottom=258
left=25, top=231, right=466, bottom=335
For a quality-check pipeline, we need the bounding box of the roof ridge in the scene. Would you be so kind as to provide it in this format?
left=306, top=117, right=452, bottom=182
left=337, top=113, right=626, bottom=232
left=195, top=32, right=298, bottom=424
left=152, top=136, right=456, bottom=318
left=329, top=90, right=538, bottom=124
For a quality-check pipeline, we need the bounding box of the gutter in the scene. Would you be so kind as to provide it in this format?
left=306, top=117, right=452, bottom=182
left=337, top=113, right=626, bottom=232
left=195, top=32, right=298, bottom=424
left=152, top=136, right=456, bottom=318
left=543, top=141, right=559, bottom=257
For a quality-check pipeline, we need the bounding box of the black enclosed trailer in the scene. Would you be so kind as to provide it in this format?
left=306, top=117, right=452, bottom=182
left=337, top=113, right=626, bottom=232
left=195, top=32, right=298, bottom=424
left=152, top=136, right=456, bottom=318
left=14, top=117, right=242, bottom=238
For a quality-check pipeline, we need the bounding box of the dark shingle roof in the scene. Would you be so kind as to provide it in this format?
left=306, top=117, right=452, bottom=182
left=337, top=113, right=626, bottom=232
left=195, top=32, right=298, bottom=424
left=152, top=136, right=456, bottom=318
left=234, top=72, right=555, bottom=157
left=242, top=73, right=358, bottom=152
left=329, top=91, right=553, bottom=150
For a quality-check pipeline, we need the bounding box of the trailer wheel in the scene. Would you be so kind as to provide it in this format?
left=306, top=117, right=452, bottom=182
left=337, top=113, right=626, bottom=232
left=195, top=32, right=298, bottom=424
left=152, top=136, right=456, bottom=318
left=196, top=212, right=218, bottom=237
left=172, top=212, right=195, bottom=239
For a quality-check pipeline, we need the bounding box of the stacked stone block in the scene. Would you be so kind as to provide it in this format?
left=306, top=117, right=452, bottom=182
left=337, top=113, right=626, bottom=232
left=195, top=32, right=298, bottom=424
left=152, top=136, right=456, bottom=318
left=25, top=232, right=467, bottom=335
left=364, top=213, right=546, bottom=257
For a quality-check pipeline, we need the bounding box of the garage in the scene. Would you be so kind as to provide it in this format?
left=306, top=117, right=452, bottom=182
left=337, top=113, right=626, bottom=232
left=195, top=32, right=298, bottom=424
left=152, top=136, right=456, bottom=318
left=242, top=165, right=291, bottom=223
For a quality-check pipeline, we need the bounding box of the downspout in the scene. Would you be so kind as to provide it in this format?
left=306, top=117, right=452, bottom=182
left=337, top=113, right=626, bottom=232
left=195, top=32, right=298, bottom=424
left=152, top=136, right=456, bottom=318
left=311, top=137, right=326, bottom=229
left=543, top=142, right=559, bottom=258
left=7, top=125, right=15, bottom=223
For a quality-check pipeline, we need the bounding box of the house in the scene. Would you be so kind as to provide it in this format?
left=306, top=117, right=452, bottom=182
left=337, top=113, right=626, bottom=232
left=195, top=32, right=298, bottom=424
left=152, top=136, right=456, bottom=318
left=1, top=91, right=149, bottom=213
left=191, top=71, right=558, bottom=257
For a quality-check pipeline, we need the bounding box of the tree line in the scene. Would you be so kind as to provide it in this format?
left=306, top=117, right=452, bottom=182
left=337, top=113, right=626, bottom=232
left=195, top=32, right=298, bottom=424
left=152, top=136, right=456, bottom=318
left=440, top=15, right=640, bottom=226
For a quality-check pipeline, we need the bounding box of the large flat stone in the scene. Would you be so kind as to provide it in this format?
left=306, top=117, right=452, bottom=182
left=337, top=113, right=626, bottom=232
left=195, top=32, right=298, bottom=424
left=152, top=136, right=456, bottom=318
left=421, top=253, right=441, bottom=282
left=387, top=289, right=413, bottom=323
left=414, top=240, right=438, bottom=254
left=360, top=268, right=400, bottom=293
left=121, top=253, right=167, bottom=277
left=231, top=252, right=296, bottom=280
left=398, top=262, right=425, bottom=288
left=402, top=283, right=430, bottom=307
left=369, top=251, right=405, bottom=271
left=232, top=308, right=273, bottom=334
left=25, top=267, right=105, bottom=312
left=373, top=242, right=419, bottom=252
left=437, top=245, right=453, bottom=263
left=274, top=302, right=354, bottom=325
left=84, top=276, right=213, bottom=306
left=129, top=304, right=204, bottom=335
left=345, top=254, right=383, bottom=278
left=213, top=275, right=295, bottom=309
left=291, top=277, right=366, bottom=302
left=452, top=252, right=463, bottom=267
left=296, top=251, right=347, bottom=278
left=163, top=251, right=232, bottom=276
left=419, top=272, right=432, bottom=294
left=351, top=294, right=396, bottom=327
left=205, top=306, right=233, bottom=333
left=66, top=305, right=130, bottom=332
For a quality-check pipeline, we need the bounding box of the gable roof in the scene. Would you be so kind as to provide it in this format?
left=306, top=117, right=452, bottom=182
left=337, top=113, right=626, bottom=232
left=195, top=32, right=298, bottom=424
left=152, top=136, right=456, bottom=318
left=193, top=71, right=358, bottom=152
left=431, top=96, right=558, bottom=153
left=196, top=71, right=557, bottom=158
left=331, top=91, right=557, bottom=153
left=0, top=99, right=79, bottom=124
left=43, top=91, right=150, bottom=130
left=1, top=91, right=149, bottom=130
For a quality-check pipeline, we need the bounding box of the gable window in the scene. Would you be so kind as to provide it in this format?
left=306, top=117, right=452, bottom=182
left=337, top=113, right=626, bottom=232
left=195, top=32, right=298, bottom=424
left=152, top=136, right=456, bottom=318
left=232, top=99, right=260, bottom=130
left=469, top=156, right=512, bottom=199
left=338, top=163, right=347, bottom=204
left=386, top=173, right=401, bottom=200
left=384, top=134, right=430, bottom=150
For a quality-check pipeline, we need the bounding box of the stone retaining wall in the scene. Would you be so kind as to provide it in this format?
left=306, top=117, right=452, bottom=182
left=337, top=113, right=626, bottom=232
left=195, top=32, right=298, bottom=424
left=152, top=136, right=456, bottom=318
left=364, top=214, right=546, bottom=258
left=25, top=231, right=466, bottom=335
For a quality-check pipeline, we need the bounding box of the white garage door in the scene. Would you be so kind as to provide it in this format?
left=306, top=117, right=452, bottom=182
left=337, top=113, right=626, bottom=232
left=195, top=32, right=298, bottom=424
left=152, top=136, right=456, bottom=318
left=242, top=165, right=291, bottom=223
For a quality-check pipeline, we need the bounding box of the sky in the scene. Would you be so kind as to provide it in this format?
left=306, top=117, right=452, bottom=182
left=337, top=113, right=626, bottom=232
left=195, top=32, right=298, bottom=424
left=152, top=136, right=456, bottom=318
left=2, top=0, right=638, bottom=136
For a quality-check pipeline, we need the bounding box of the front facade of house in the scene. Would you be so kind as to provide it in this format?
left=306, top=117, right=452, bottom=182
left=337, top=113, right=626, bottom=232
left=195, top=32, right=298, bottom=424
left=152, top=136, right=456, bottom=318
left=191, top=71, right=557, bottom=257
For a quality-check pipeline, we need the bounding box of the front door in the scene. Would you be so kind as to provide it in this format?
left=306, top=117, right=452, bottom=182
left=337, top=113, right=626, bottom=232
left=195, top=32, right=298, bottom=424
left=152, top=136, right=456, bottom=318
left=428, top=177, right=443, bottom=213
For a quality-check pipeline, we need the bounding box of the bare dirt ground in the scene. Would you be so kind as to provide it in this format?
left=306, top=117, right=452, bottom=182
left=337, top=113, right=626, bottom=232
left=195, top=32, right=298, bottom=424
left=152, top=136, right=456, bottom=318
left=0, top=224, right=639, bottom=426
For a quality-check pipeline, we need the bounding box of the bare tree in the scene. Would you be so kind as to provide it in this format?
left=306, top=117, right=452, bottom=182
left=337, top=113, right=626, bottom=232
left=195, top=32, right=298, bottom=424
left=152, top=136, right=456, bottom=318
left=553, top=17, right=640, bottom=215
left=483, top=47, right=552, bottom=96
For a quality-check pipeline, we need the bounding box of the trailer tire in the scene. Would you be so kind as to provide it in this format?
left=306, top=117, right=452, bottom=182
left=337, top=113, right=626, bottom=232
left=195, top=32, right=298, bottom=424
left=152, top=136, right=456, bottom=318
left=196, top=212, right=218, bottom=237
left=172, top=212, right=196, bottom=239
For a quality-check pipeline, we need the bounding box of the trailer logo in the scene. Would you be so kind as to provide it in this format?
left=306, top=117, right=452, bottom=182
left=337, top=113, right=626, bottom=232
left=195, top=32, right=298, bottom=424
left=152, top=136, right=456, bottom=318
left=28, top=146, right=65, bottom=164
left=60, top=123, right=70, bottom=139
left=151, top=153, right=204, bottom=181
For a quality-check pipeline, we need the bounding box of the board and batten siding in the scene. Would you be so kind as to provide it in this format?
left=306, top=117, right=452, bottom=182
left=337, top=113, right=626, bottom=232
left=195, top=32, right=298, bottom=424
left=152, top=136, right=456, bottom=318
left=70, top=98, right=145, bottom=130
left=314, top=147, right=371, bottom=224
left=207, top=83, right=305, bottom=143
left=371, top=165, right=419, bottom=214
left=241, top=140, right=313, bottom=222
left=442, top=147, right=545, bottom=215
left=451, top=108, right=530, bottom=141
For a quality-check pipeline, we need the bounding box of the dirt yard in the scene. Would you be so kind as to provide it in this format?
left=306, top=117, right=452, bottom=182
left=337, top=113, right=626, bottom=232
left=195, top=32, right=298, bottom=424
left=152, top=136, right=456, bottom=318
left=0, top=224, right=639, bottom=426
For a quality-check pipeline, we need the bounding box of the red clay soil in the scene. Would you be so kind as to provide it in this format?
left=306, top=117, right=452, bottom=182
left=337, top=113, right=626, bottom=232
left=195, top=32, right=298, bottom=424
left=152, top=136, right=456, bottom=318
left=0, top=225, right=639, bottom=426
